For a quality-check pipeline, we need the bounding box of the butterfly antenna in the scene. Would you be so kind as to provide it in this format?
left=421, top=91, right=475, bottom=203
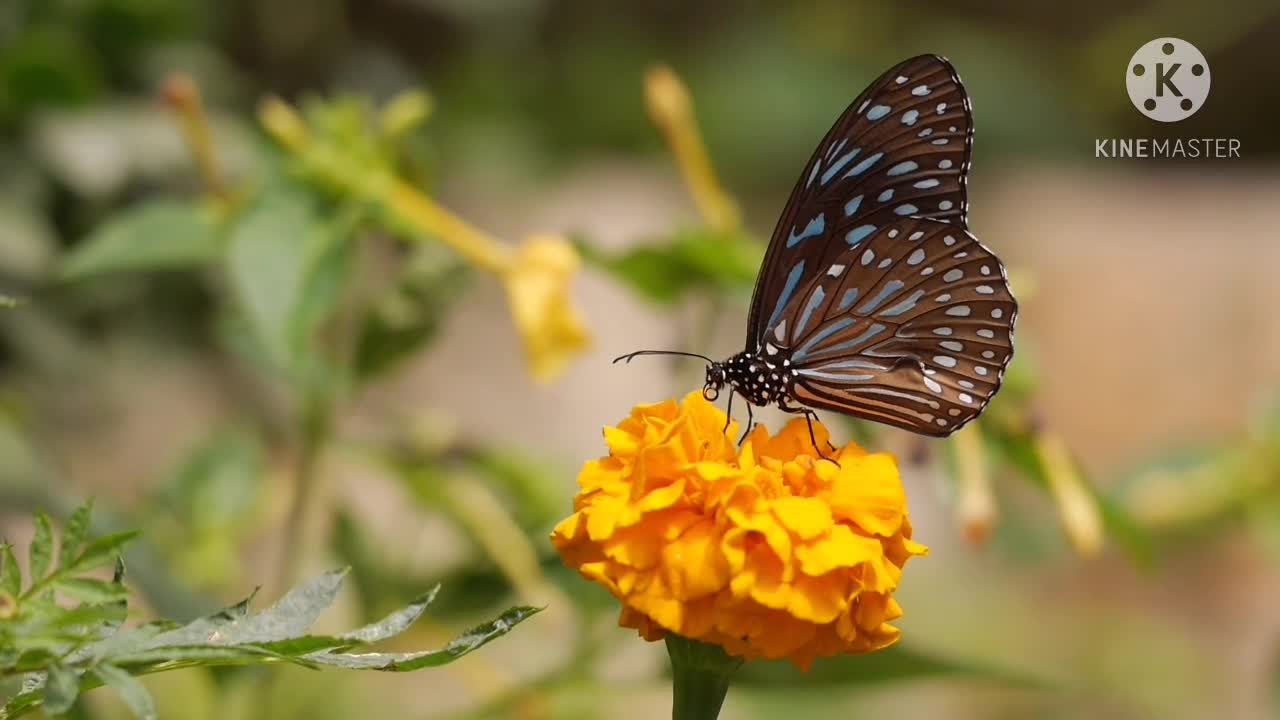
left=613, top=350, right=716, bottom=365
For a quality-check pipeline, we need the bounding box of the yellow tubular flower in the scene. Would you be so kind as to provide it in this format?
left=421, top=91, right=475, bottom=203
left=257, top=96, right=592, bottom=382
left=501, top=235, right=592, bottom=383
left=645, top=65, right=741, bottom=233
left=552, top=392, right=927, bottom=670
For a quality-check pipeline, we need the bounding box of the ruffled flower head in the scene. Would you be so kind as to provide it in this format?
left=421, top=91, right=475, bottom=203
left=551, top=392, right=927, bottom=670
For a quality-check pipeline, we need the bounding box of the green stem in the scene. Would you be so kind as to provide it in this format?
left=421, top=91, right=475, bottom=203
left=665, top=635, right=742, bottom=720
left=278, top=391, right=333, bottom=588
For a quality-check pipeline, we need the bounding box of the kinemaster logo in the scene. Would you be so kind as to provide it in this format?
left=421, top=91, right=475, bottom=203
left=1095, top=37, right=1241, bottom=159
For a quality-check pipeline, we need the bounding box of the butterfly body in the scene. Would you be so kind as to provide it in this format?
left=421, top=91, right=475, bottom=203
left=705, top=350, right=796, bottom=408
left=623, top=55, right=1017, bottom=439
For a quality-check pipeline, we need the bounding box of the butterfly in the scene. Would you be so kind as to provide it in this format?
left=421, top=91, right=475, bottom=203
left=618, top=55, right=1017, bottom=442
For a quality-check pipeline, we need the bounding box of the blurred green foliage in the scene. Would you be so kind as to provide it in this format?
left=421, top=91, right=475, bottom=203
left=1, top=1, right=1278, bottom=718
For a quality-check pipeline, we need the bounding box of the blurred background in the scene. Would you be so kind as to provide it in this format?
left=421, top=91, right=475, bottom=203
left=3, top=0, right=1280, bottom=718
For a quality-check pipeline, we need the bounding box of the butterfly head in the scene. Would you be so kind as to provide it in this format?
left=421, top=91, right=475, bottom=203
left=702, top=362, right=727, bottom=401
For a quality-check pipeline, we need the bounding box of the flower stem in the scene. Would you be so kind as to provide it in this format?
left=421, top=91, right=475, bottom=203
left=161, top=74, right=228, bottom=200
left=278, top=391, right=333, bottom=587
left=645, top=65, right=740, bottom=233
left=665, top=635, right=742, bottom=720
left=1036, top=431, right=1104, bottom=556
left=954, top=422, right=997, bottom=544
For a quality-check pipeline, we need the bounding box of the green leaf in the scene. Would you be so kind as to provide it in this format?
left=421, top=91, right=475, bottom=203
left=61, top=202, right=219, bottom=280
left=66, top=531, right=139, bottom=574
left=340, top=586, right=438, bottom=643
left=92, top=664, right=157, bottom=720
left=732, top=644, right=1051, bottom=689
left=42, top=664, right=80, bottom=714
left=149, top=569, right=347, bottom=648
left=59, top=500, right=94, bottom=570
left=354, top=251, right=470, bottom=380
left=159, top=430, right=263, bottom=530
left=256, top=635, right=353, bottom=656
left=52, top=577, right=129, bottom=604
left=1, top=542, right=20, bottom=597
left=28, top=512, right=55, bottom=587
left=305, top=605, right=541, bottom=671
left=110, top=644, right=315, bottom=669
left=226, top=189, right=354, bottom=376
left=576, top=229, right=761, bottom=305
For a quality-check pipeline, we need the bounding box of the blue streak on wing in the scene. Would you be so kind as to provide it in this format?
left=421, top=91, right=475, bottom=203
left=895, top=204, right=919, bottom=216
left=798, top=322, right=887, bottom=361
left=887, top=161, right=918, bottom=176
left=837, top=288, right=859, bottom=311
left=844, top=152, right=884, bottom=179
left=765, top=261, right=806, bottom=334
left=821, top=149, right=861, bottom=185
left=856, top=280, right=905, bottom=314
left=794, top=286, right=826, bottom=339
left=791, top=317, right=854, bottom=362
left=844, top=195, right=863, bottom=216
left=786, top=214, right=826, bottom=248
left=846, top=225, right=876, bottom=245
left=880, top=289, right=925, bottom=317
left=797, top=369, right=874, bottom=382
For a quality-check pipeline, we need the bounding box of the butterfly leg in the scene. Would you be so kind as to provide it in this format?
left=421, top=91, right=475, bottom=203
left=778, top=400, right=840, bottom=465
left=722, top=390, right=735, bottom=435
left=738, top=402, right=755, bottom=446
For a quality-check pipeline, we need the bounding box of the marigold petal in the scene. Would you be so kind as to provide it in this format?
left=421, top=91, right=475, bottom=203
left=772, top=496, right=833, bottom=540
left=795, top=524, right=882, bottom=576
left=661, top=520, right=730, bottom=599
left=553, top=391, right=924, bottom=670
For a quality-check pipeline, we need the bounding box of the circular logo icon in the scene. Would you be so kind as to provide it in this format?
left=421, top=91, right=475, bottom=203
left=1127, top=38, right=1210, bottom=122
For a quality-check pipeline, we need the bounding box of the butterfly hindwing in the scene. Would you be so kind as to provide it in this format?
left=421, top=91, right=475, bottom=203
left=747, top=54, right=975, bottom=350
left=765, top=217, right=1015, bottom=436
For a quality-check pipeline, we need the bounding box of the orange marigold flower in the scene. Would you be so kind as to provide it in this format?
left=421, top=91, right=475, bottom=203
left=551, top=391, right=927, bottom=670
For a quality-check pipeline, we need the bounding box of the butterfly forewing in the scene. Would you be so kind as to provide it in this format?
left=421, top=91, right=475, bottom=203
left=747, top=55, right=975, bottom=350
left=770, top=217, right=1016, bottom=436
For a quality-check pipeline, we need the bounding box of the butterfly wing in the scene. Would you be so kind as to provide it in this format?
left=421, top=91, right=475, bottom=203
left=762, top=217, right=1015, bottom=436
left=747, top=54, right=975, bottom=350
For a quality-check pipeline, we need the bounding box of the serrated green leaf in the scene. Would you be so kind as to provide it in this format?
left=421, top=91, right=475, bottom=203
left=305, top=605, right=540, bottom=671
left=1, top=543, right=20, bottom=597
left=149, top=569, right=346, bottom=648
left=340, top=586, right=438, bottom=643
left=59, top=501, right=93, bottom=570
left=28, top=512, right=55, bottom=586
left=52, top=577, right=128, bottom=604
left=112, top=644, right=316, bottom=669
left=43, top=600, right=128, bottom=631
left=732, top=644, right=1051, bottom=689
left=92, top=664, right=157, bottom=720
left=67, top=531, right=138, bottom=574
left=257, top=635, right=354, bottom=656
left=61, top=202, right=219, bottom=280
left=42, top=663, right=80, bottom=714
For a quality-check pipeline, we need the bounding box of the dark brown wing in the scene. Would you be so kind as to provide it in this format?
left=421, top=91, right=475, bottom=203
left=746, top=55, right=975, bottom=352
